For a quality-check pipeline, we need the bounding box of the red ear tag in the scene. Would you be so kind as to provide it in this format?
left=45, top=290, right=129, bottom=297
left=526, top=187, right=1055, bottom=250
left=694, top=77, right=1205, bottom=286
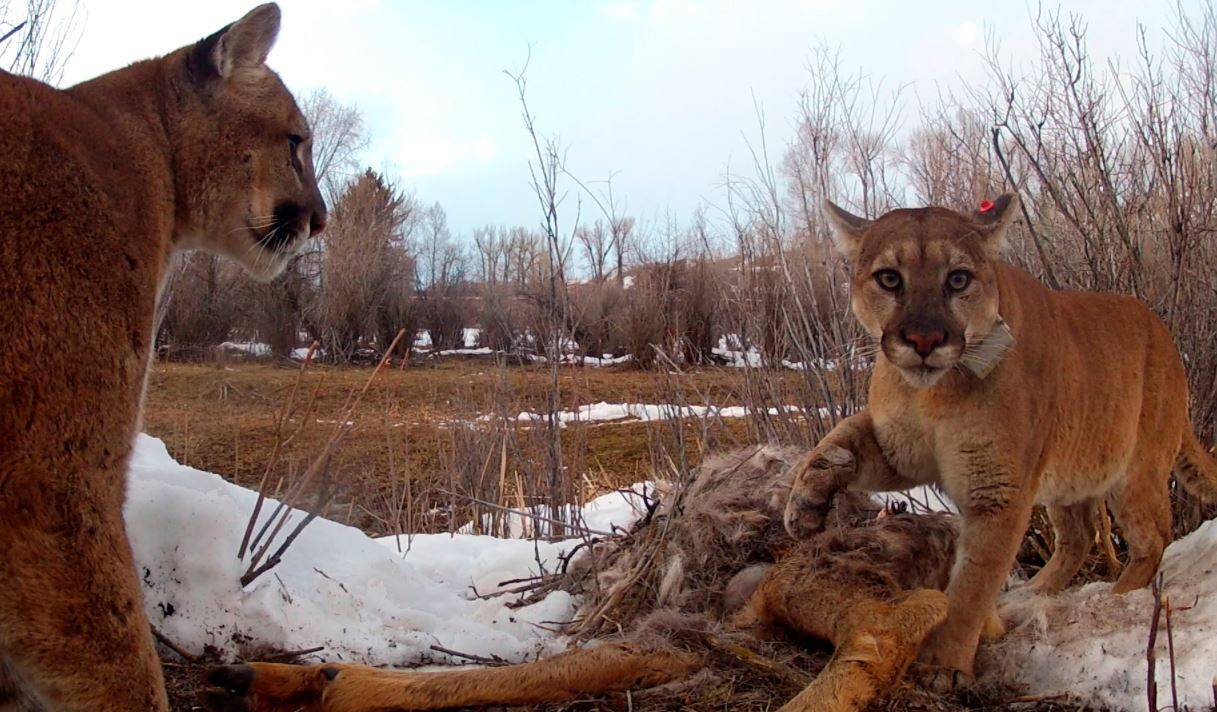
left=979, top=200, right=995, bottom=213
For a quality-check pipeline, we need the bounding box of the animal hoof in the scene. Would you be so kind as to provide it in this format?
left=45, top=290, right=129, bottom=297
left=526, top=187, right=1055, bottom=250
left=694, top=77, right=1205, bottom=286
left=911, top=662, right=974, bottom=694
left=207, top=665, right=255, bottom=693
left=200, top=666, right=255, bottom=712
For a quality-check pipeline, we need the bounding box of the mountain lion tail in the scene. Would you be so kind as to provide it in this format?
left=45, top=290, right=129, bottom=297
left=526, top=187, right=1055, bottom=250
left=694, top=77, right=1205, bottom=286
left=1176, top=429, right=1217, bottom=502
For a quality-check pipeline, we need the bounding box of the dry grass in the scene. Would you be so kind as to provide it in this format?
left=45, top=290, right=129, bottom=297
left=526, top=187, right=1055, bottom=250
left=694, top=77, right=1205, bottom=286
left=142, top=358, right=788, bottom=534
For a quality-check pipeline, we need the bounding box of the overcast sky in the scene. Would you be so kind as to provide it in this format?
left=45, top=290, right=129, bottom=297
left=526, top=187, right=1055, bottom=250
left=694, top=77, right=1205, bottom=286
left=61, top=0, right=1177, bottom=236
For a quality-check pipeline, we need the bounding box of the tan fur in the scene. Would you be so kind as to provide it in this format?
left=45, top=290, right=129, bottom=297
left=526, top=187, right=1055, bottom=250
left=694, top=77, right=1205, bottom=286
left=200, top=644, right=698, bottom=712
left=737, top=510, right=959, bottom=712
left=784, top=195, right=1217, bottom=684
left=0, top=5, right=324, bottom=708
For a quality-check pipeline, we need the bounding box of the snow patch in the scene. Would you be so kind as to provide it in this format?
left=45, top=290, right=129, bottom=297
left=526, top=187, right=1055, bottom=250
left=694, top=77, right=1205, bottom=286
left=487, top=401, right=812, bottom=428
left=219, top=341, right=271, bottom=357
left=982, top=519, right=1217, bottom=709
left=125, top=435, right=636, bottom=665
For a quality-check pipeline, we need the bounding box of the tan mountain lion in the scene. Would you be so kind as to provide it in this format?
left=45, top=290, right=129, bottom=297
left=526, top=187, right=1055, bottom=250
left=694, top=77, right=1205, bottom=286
left=782, top=194, right=1217, bottom=686
left=0, top=4, right=325, bottom=708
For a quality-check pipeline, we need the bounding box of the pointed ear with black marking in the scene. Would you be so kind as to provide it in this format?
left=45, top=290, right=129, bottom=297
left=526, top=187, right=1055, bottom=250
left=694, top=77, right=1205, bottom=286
left=823, top=199, right=872, bottom=261
left=972, top=193, right=1020, bottom=255
left=192, top=3, right=281, bottom=81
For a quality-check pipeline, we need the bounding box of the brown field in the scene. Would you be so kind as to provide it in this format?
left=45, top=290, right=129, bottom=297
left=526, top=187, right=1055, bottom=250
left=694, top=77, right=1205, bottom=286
left=142, top=357, right=813, bottom=536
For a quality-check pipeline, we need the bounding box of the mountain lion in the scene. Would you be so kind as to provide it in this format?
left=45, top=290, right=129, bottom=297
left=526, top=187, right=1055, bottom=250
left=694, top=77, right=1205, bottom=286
left=783, top=195, right=1217, bottom=686
left=0, top=4, right=324, bottom=708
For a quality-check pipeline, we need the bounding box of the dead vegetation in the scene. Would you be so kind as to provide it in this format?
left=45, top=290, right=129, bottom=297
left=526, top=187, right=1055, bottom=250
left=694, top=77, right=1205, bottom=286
left=142, top=360, right=786, bottom=536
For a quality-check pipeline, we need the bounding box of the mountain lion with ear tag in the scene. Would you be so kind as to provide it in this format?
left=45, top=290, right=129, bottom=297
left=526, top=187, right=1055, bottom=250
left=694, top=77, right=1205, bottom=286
left=783, top=195, right=1217, bottom=688
left=0, top=4, right=325, bottom=708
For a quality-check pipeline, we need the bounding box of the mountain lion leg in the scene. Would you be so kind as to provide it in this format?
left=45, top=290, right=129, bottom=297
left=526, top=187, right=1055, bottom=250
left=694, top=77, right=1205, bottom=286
left=1108, top=458, right=1173, bottom=594
left=1025, top=501, right=1096, bottom=594
left=784, top=411, right=917, bottom=539
left=918, top=490, right=1033, bottom=684
left=979, top=607, right=1006, bottom=642
left=202, top=644, right=697, bottom=712
left=0, top=503, right=167, bottom=710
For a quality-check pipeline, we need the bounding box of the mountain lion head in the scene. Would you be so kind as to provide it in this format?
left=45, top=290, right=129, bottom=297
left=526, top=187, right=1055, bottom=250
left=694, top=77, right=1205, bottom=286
left=824, top=195, right=1019, bottom=388
left=166, top=3, right=327, bottom=280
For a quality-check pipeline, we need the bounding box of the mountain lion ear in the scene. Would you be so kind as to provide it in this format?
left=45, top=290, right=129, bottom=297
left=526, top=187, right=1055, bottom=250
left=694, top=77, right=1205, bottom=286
left=192, top=3, right=281, bottom=80
left=823, top=199, right=871, bottom=261
left=972, top=193, right=1020, bottom=255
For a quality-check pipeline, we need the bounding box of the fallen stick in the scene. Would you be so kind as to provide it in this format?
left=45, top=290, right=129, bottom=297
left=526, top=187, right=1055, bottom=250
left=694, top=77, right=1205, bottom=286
left=703, top=634, right=812, bottom=690
left=428, top=645, right=508, bottom=667
left=260, top=646, right=326, bottom=663
left=151, top=624, right=199, bottom=664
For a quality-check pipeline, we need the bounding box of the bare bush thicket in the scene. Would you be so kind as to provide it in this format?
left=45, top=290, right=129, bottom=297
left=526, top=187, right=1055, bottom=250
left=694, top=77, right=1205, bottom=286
left=472, top=225, right=544, bottom=351
left=417, top=203, right=471, bottom=351
left=157, top=254, right=243, bottom=359
left=310, top=170, right=418, bottom=362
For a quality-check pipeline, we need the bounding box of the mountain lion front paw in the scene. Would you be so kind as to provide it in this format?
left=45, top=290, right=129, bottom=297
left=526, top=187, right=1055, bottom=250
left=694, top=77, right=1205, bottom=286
left=783, top=443, right=855, bottom=539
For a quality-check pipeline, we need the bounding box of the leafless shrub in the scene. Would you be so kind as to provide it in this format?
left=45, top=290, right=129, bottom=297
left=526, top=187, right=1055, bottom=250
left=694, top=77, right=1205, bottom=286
left=310, top=170, right=418, bottom=362
left=157, top=253, right=243, bottom=360
left=620, top=264, right=671, bottom=369
left=1, top=0, right=81, bottom=84
left=568, top=280, right=625, bottom=359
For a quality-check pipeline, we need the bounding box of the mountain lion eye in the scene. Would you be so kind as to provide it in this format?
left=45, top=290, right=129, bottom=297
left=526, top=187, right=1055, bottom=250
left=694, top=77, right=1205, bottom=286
left=874, top=270, right=902, bottom=291
left=947, top=269, right=972, bottom=292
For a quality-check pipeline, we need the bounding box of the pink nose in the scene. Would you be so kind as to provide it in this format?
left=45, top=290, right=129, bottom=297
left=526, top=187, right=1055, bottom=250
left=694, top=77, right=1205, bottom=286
left=309, top=211, right=328, bottom=238
left=902, top=329, right=945, bottom=357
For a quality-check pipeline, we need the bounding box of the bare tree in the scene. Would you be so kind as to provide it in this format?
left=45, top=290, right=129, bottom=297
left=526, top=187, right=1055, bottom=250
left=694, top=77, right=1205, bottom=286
left=310, top=169, right=418, bottom=361
left=299, top=89, right=369, bottom=204
left=574, top=220, right=612, bottom=282
left=417, top=203, right=468, bottom=350
left=1, top=0, right=82, bottom=84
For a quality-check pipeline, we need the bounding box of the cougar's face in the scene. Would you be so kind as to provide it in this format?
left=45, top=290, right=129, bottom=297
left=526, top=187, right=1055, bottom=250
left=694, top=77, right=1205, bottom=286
left=824, top=197, right=1019, bottom=388
left=174, top=4, right=328, bottom=281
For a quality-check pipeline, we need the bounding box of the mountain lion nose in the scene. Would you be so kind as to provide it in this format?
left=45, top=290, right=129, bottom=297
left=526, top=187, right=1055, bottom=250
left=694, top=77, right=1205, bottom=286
left=901, top=329, right=946, bottom=357
left=309, top=209, right=328, bottom=237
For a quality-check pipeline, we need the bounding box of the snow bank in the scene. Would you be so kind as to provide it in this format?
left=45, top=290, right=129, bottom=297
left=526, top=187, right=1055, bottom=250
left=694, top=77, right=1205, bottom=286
left=125, top=435, right=636, bottom=665
left=456, top=483, right=655, bottom=539
left=219, top=341, right=271, bottom=357
left=526, top=353, right=633, bottom=367
left=982, top=520, right=1217, bottom=709
left=490, top=401, right=811, bottom=428
left=712, top=335, right=868, bottom=372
